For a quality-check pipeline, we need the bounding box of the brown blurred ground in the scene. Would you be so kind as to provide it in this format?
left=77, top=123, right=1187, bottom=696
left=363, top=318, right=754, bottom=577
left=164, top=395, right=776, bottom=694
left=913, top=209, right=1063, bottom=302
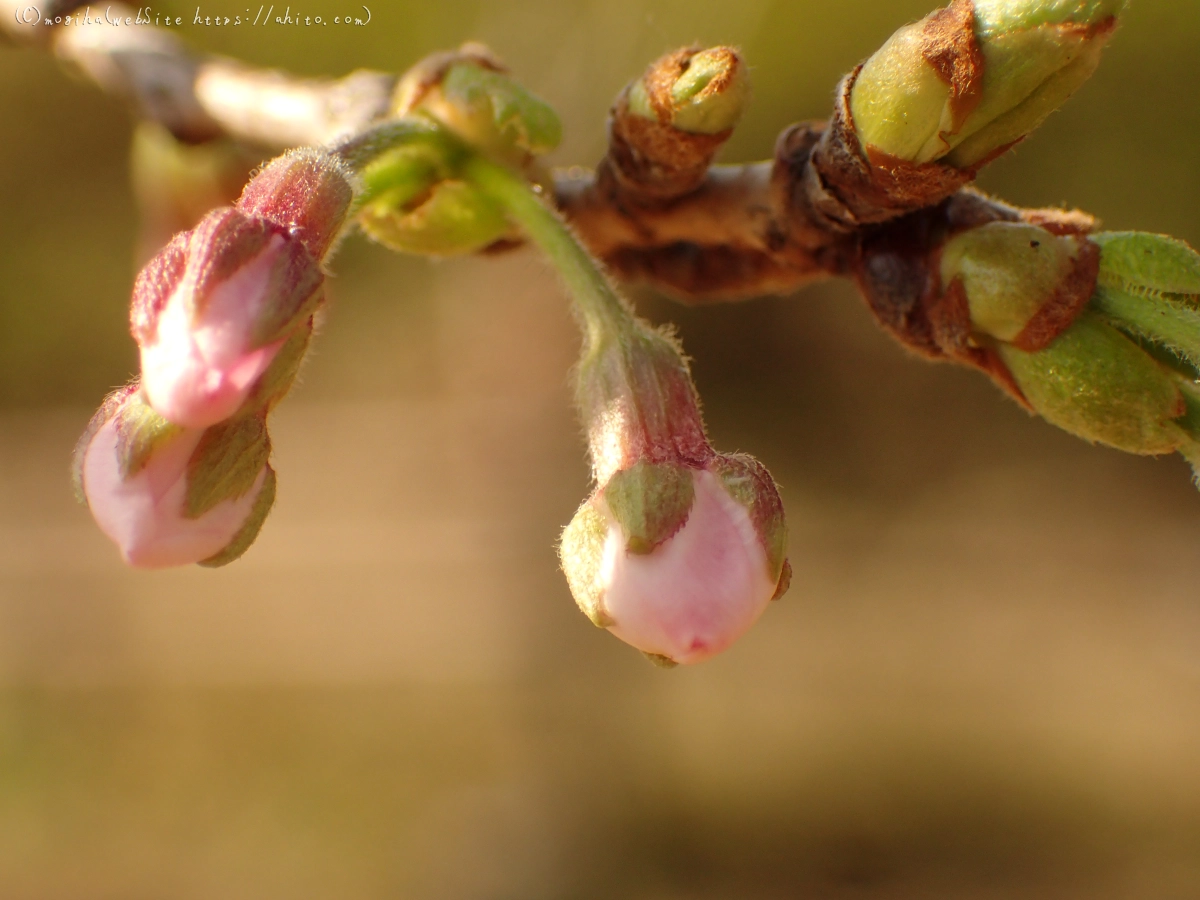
left=3, top=1, right=1200, bottom=897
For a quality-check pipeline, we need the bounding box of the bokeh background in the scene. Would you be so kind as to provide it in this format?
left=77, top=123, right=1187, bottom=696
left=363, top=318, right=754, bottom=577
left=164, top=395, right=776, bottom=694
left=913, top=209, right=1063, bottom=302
left=3, top=1, right=1200, bottom=897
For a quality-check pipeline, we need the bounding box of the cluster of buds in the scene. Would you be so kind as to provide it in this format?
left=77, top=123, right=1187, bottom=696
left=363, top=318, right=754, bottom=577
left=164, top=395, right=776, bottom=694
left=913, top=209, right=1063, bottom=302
left=807, top=0, right=1125, bottom=228
left=75, top=149, right=354, bottom=567
left=354, top=44, right=562, bottom=256
left=891, top=213, right=1200, bottom=473
left=559, top=315, right=790, bottom=666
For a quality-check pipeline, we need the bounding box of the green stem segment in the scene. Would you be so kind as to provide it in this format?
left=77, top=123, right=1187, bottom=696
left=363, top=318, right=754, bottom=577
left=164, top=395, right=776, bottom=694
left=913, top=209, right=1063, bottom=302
left=334, top=117, right=634, bottom=350
left=461, top=154, right=633, bottom=350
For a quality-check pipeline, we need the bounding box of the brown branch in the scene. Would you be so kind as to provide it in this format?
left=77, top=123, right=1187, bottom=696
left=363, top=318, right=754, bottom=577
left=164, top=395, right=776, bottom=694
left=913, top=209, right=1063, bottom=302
left=2, top=1, right=854, bottom=298
left=1, top=0, right=1095, bottom=326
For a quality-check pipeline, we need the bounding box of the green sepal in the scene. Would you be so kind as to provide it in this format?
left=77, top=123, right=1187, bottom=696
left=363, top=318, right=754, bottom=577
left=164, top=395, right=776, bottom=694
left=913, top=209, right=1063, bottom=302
left=198, top=465, right=277, bottom=568
left=1093, top=232, right=1200, bottom=300
left=440, top=61, right=562, bottom=156
left=602, top=461, right=696, bottom=555
left=184, top=414, right=271, bottom=519
left=113, top=390, right=183, bottom=481
left=998, top=312, right=1187, bottom=455
left=559, top=499, right=615, bottom=628
left=709, top=453, right=789, bottom=592
left=242, top=321, right=313, bottom=414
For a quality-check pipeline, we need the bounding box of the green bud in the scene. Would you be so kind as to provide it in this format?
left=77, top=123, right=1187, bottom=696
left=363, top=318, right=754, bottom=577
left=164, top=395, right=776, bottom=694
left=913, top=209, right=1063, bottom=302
left=393, top=44, right=561, bottom=165
left=997, top=312, right=1188, bottom=455
left=850, top=0, right=1124, bottom=168
left=626, top=46, right=749, bottom=136
left=609, top=46, right=749, bottom=200
left=941, top=221, right=1083, bottom=342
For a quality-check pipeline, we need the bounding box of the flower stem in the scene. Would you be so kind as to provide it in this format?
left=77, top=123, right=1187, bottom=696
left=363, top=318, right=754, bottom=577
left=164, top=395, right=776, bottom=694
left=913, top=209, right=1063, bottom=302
left=462, top=153, right=633, bottom=349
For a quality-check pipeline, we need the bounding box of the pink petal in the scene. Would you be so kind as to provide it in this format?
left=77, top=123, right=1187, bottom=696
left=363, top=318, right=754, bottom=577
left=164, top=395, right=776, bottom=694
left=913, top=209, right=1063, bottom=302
left=599, top=469, right=776, bottom=664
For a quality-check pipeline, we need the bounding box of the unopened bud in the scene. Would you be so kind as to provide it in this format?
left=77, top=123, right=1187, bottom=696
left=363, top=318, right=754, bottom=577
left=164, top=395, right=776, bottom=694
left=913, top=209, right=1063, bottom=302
left=626, top=46, right=749, bottom=136
left=131, top=207, right=323, bottom=429
left=997, top=312, right=1190, bottom=455
left=609, top=46, right=749, bottom=200
left=562, top=318, right=789, bottom=665
left=561, top=455, right=788, bottom=666
left=131, top=149, right=350, bottom=429
left=393, top=43, right=562, bottom=165
left=73, top=385, right=276, bottom=569
left=940, top=220, right=1092, bottom=345
left=850, top=0, right=1124, bottom=169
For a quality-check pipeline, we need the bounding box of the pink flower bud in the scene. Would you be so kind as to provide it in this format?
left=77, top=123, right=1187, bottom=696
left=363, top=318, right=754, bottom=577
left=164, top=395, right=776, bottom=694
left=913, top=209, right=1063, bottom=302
left=131, top=208, right=323, bottom=428
left=561, top=455, right=790, bottom=666
left=130, top=149, right=353, bottom=430
left=236, top=149, right=355, bottom=261
left=74, top=385, right=276, bottom=569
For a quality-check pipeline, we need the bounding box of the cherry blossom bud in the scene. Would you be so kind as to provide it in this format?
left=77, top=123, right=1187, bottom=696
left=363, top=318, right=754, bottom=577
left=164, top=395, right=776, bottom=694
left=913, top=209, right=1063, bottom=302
left=130, top=150, right=351, bottom=429
left=561, top=455, right=789, bottom=666
left=73, top=385, right=276, bottom=569
left=561, top=322, right=789, bottom=666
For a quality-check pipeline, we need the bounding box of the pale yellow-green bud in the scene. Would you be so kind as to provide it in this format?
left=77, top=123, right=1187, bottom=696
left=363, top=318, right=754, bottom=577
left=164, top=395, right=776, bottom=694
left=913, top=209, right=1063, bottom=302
left=941, top=221, right=1085, bottom=342
left=850, top=0, right=1125, bottom=168
left=625, top=46, right=750, bottom=136
left=393, top=44, right=561, bottom=167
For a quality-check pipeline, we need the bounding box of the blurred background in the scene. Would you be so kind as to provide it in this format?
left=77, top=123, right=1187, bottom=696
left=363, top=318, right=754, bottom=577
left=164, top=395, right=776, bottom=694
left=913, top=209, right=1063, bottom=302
left=3, top=1, right=1200, bottom=897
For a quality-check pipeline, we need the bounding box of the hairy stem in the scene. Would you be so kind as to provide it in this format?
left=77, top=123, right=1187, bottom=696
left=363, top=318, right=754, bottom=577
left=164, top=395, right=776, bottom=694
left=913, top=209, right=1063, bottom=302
left=464, top=154, right=633, bottom=349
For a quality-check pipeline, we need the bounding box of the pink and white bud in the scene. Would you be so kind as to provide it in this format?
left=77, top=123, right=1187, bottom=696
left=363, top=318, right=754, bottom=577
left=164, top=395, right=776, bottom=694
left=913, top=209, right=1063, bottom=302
left=131, top=209, right=322, bottom=428
left=130, top=149, right=353, bottom=429
left=73, top=385, right=276, bottom=569
left=561, top=455, right=790, bottom=666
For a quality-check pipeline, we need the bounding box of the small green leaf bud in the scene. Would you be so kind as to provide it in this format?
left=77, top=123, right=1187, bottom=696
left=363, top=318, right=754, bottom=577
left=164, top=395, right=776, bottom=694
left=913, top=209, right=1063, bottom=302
left=850, top=0, right=1124, bottom=169
left=626, top=46, right=750, bottom=136
left=393, top=43, right=561, bottom=166
left=357, top=158, right=514, bottom=257
left=608, top=46, right=750, bottom=200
